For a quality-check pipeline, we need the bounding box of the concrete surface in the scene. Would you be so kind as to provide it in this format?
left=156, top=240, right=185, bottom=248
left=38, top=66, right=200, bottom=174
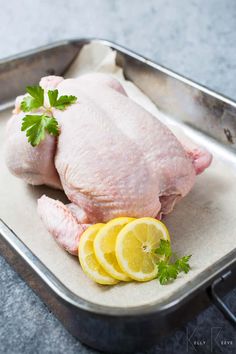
left=0, top=0, right=236, bottom=353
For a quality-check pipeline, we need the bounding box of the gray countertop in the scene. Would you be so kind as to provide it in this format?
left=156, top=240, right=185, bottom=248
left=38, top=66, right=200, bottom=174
left=0, top=1, right=236, bottom=353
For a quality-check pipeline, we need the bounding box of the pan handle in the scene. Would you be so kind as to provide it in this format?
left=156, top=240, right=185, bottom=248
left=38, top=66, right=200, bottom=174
left=209, top=271, right=236, bottom=326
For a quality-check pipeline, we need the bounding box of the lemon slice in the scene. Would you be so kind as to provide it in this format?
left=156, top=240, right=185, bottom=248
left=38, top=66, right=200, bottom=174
left=78, top=224, right=118, bottom=285
left=115, top=217, right=170, bottom=281
left=94, top=217, right=135, bottom=281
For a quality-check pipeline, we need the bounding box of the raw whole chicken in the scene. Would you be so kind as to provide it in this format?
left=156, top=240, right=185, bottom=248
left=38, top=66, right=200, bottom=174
left=5, top=73, right=212, bottom=255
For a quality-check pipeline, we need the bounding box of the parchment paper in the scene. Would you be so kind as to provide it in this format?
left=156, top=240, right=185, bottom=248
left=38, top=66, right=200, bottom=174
left=0, top=43, right=236, bottom=308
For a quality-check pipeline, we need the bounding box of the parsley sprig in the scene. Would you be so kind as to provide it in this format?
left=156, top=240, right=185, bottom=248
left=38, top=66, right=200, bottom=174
left=155, top=240, right=191, bottom=285
left=20, top=85, right=77, bottom=146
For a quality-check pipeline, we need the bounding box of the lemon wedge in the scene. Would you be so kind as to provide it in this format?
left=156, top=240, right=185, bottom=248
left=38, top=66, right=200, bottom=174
left=115, top=217, right=170, bottom=281
left=78, top=223, right=118, bottom=285
left=94, top=217, right=135, bottom=281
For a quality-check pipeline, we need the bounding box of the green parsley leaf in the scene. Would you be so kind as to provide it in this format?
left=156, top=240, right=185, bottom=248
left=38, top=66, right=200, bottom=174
left=20, top=85, right=44, bottom=112
left=21, top=114, right=59, bottom=147
left=20, top=96, right=37, bottom=112
left=175, top=255, right=192, bottom=273
left=51, top=94, right=77, bottom=110
left=48, top=89, right=59, bottom=107
left=155, top=239, right=172, bottom=258
left=157, top=261, right=178, bottom=285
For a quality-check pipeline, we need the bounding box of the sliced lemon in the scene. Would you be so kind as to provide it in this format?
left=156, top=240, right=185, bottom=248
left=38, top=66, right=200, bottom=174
left=78, top=223, right=118, bottom=285
left=94, top=217, right=135, bottom=281
left=115, top=217, right=170, bottom=281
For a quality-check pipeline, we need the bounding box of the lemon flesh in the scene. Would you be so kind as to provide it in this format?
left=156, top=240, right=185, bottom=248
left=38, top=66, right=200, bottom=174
left=94, top=217, right=135, bottom=281
left=78, top=223, right=118, bottom=285
left=115, top=217, right=170, bottom=281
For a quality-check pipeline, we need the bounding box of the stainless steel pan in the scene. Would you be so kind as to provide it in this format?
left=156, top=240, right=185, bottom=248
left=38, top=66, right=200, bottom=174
left=0, top=39, right=235, bottom=353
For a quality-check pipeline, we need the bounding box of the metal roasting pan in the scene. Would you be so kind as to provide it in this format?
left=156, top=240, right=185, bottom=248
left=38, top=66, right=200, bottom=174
left=0, top=39, right=236, bottom=353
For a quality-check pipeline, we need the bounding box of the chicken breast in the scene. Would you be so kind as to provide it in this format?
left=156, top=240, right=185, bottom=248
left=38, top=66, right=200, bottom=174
left=5, top=73, right=212, bottom=254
